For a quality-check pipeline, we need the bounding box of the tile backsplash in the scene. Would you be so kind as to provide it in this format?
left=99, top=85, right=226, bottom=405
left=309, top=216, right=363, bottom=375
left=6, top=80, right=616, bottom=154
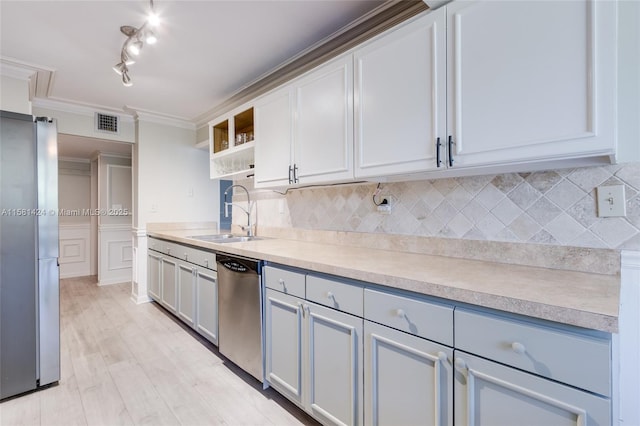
left=238, top=162, right=640, bottom=251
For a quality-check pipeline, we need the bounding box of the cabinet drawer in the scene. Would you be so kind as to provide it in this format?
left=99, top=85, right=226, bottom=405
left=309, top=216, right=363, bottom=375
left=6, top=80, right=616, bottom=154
left=264, top=266, right=305, bottom=298
left=306, top=275, right=363, bottom=317
left=184, top=246, right=216, bottom=270
left=364, top=288, right=453, bottom=346
left=455, top=308, right=611, bottom=397
left=148, top=237, right=163, bottom=252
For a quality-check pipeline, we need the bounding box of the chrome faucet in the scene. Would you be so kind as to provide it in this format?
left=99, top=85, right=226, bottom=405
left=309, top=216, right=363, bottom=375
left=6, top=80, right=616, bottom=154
left=223, top=184, right=255, bottom=237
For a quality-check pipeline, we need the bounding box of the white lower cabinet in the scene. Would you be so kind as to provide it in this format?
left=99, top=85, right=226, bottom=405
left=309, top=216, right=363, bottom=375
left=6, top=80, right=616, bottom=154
left=453, top=351, right=610, bottom=426
left=364, top=320, right=453, bottom=426
left=265, top=288, right=364, bottom=426
left=147, top=237, right=218, bottom=345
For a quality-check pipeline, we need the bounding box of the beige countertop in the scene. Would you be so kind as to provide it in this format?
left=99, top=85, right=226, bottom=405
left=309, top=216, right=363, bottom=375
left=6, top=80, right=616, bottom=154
left=147, top=228, right=619, bottom=333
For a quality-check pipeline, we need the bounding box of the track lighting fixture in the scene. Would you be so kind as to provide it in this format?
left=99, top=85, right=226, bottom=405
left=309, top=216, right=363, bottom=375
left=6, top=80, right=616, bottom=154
left=113, top=0, right=160, bottom=87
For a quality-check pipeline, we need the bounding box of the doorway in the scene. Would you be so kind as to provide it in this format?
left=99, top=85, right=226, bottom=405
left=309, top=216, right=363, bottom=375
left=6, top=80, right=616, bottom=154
left=57, top=134, right=133, bottom=284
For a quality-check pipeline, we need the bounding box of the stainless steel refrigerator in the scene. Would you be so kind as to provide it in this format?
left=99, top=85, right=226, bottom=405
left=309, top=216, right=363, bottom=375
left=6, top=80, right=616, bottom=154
left=1, top=111, right=60, bottom=400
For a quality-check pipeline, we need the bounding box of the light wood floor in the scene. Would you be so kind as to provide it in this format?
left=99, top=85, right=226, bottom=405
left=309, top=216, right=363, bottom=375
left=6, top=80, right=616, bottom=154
left=0, top=276, right=317, bottom=426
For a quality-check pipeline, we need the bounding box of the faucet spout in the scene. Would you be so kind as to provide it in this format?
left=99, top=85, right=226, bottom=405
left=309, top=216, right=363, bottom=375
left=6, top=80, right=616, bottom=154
left=223, top=184, right=254, bottom=236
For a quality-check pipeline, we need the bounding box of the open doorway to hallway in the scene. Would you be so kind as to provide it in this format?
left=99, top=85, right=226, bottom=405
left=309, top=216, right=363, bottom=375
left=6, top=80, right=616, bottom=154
left=57, top=134, right=133, bottom=285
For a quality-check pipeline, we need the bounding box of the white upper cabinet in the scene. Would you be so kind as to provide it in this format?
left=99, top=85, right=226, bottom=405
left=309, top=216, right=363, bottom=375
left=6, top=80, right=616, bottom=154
left=254, top=87, right=294, bottom=188
left=354, top=8, right=446, bottom=178
left=254, top=54, right=354, bottom=189
left=242, top=0, right=617, bottom=184
left=295, top=55, right=354, bottom=185
left=446, top=0, right=616, bottom=169
left=208, top=105, right=255, bottom=180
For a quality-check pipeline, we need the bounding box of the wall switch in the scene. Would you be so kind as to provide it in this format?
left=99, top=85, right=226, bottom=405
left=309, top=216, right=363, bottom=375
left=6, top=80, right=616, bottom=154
left=596, top=185, right=626, bottom=217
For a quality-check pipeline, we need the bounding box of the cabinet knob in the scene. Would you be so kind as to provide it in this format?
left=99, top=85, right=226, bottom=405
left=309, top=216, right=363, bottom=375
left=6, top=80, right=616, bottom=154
left=184, top=253, right=188, bottom=260
left=326, top=291, right=334, bottom=300
left=511, top=342, right=526, bottom=354
left=395, top=308, right=406, bottom=318
left=454, top=357, right=467, bottom=372
left=167, top=247, right=171, bottom=254
left=279, top=278, right=285, bottom=285
left=205, top=259, right=209, bottom=267
left=436, top=351, right=448, bottom=362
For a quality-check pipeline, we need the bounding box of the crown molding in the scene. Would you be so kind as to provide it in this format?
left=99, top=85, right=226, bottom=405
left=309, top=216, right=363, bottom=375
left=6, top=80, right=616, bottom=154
left=193, top=0, right=429, bottom=127
left=32, top=97, right=136, bottom=122
left=134, top=109, right=196, bottom=130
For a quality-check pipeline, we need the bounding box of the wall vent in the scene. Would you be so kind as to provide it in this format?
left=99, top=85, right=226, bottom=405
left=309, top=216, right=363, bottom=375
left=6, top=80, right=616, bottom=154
left=95, top=113, right=119, bottom=134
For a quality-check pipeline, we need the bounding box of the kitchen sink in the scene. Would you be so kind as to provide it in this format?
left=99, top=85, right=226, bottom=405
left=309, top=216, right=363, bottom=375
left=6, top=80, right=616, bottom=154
left=189, top=234, right=267, bottom=243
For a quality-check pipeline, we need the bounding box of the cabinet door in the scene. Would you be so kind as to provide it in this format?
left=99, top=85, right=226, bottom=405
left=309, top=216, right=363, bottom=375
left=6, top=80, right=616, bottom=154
left=265, top=289, right=304, bottom=406
left=364, top=321, right=452, bottom=426
left=354, top=9, right=446, bottom=179
left=147, top=252, right=162, bottom=301
left=446, top=0, right=616, bottom=168
left=453, top=351, right=610, bottom=426
left=306, top=301, right=363, bottom=426
left=294, top=54, right=353, bottom=184
left=196, top=269, right=218, bottom=345
left=177, top=262, right=196, bottom=328
left=161, top=257, right=178, bottom=314
left=254, top=87, right=294, bottom=188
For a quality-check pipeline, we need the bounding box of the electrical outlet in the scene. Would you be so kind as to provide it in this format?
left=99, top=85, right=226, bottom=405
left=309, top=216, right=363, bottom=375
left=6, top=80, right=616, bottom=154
left=596, top=185, right=626, bottom=217
left=377, top=195, right=396, bottom=214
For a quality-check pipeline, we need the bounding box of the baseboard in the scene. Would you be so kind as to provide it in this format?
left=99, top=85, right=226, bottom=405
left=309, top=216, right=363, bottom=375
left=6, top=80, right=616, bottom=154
left=97, top=277, right=131, bottom=286
left=130, top=293, right=153, bottom=304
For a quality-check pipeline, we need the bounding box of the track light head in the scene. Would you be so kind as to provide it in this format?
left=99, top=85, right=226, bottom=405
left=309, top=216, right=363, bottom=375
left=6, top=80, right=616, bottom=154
left=112, top=62, right=127, bottom=76
left=114, top=0, right=159, bottom=87
left=127, top=38, right=143, bottom=56
left=122, top=71, right=132, bottom=87
left=144, top=29, right=157, bottom=45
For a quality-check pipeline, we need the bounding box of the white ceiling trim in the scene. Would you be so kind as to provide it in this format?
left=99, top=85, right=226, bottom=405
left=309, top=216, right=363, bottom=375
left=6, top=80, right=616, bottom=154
left=0, top=56, right=50, bottom=80
left=32, top=97, right=136, bottom=122
left=134, top=110, right=196, bottom=131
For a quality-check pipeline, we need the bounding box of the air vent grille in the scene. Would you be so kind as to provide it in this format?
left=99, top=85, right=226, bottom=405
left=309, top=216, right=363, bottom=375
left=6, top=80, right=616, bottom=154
left=95, top=113, right=119, bottom=134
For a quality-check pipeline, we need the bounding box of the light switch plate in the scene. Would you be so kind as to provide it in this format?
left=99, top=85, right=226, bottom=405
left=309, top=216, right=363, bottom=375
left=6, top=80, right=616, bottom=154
left=596, top=185, right=626, bottom=217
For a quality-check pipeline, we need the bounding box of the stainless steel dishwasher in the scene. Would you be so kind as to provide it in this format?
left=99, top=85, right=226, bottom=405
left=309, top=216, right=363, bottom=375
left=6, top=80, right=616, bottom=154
left=217, top=254, right=263, bottom=382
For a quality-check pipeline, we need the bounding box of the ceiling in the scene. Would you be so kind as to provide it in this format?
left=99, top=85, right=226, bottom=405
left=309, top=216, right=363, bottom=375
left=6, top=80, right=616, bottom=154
left=0, top=0, right=387, bottom=124
left=57, top=134, right=133, bottom=160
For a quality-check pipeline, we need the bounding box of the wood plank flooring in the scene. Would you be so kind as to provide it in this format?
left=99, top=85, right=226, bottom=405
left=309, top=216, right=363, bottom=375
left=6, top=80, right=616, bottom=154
left=0, top=276, right=318, bottom=426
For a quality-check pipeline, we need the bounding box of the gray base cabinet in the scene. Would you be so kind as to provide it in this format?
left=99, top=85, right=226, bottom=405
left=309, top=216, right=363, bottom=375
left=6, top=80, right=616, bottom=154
left=265, top=285, right=364, bottom=426
left=177, top=263, right=196, bottom=327
left=265, top=289, right=304, bottom=405
left=264, top=265, right=612, bottom=426
left=161, top=257, right=178, bottom=313
left=147, top=237, right=217, bottom=345
left=453, top=352, right=610, bottom=426
left=307, top=302, right=363, bottom=426
left=196, top=269, right=218, bottom=345
left=147, top=252, right=161, bottom=300
left=364, top=320, right=453, bottom=426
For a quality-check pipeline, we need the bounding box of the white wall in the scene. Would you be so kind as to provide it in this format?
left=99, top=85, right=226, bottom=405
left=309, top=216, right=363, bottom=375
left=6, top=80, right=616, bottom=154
left=136, top=119, right=218, bottom=226
left=131, top=118, right=219, bottom=303
left=33, top=103, right=135, bottom=144
left=0, top=75, right=31, bottom=114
